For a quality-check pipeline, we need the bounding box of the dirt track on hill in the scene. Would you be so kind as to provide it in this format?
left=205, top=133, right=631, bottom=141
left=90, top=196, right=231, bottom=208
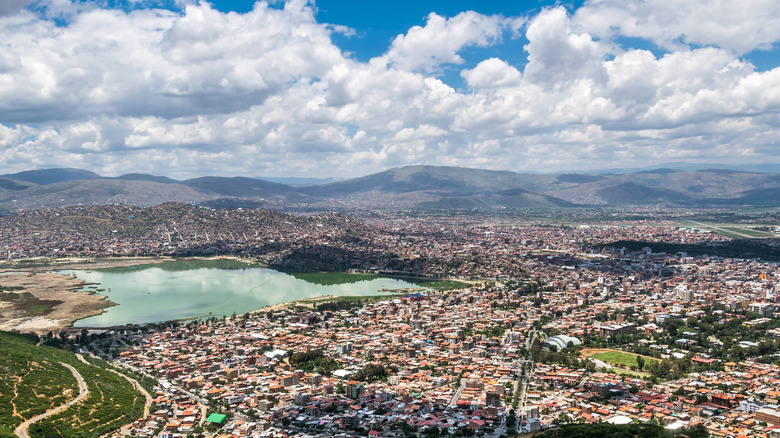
left=14, top=362, right=88, bottom=438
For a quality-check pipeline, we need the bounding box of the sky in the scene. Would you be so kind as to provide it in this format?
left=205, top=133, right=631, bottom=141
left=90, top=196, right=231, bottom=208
left=1, top=0, right=780, bottom=179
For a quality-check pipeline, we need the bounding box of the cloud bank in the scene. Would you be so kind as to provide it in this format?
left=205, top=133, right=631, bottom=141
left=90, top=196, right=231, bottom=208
left=1, top=0, right=779, bottom=178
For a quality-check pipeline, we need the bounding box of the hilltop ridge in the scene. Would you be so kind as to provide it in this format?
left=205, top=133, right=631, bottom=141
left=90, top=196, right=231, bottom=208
left=2, top=165, right=780, bottom=212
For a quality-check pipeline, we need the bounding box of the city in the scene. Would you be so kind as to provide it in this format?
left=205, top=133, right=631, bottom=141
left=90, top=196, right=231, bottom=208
left=13, top=212, right=771, bottom=438
left=3, top=0, right=780, bottom=436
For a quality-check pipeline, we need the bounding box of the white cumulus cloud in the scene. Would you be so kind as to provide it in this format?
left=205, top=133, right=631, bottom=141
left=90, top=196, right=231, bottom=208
left=0, top=0, right=779, bottom=178
left=573, top=0, right=780, bottom=55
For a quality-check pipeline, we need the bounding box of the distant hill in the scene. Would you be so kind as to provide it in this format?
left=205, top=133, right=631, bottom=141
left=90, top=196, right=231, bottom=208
left=258, top=176, right=339, bottom=186
left=0, top=179, right=208, bottom=210
left=115, top=173, right=180, bottom=184
left=0, top=178, right=34, bottom=191
left=2, top=165, right=780, bottom=212
left=305, top=165, right=527, bottom=196
left=0, top=168, right=100, bottom=185
left=183, top=176, right=297, bottom=198
left=564, top=161, right=780, bottom=174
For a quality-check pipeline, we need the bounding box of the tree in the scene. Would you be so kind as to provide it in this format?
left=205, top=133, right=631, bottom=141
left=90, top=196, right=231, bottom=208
left=636, top=355, right=645, bottom=371
left=506, top=411, right=517, bottom=428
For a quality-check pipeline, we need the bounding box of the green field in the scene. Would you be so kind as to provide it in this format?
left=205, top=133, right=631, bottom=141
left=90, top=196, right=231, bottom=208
left=0, top=331, right=145, bottom=438
left=676, top=220, right=777, bottom=239
left=721, top=226, right=776, bottom=238
left=590, top=350, right=660, bottom=369
left=412, top=278, right=470, bottom=291
left=0, top=292, right=60, bottom=316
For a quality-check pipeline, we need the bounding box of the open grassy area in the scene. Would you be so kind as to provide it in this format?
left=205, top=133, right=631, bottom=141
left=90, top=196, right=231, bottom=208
left=411, top=278, right=470, bottom=291
left=0, top=331, right=144, bottom=438
left=590, top=350, right=660, bottom=369
left=721, top=226, right=776, bottom=238
left=307, top=294, right=384, bottom=304
left=613, top=369, right=653, bottom=378
left=677, top=220, right=777, bottom=238
left=0, top=292, right=60, bottom=316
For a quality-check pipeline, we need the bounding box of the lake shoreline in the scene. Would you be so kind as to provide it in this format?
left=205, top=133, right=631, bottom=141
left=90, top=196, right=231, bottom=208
left=0, top=256, right=258, bottom=333
left=0, top=256, right=463, bottom=333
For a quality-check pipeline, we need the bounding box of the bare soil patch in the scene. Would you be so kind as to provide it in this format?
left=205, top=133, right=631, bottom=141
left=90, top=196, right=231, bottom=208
left=0, top=258, right=172, bottom=333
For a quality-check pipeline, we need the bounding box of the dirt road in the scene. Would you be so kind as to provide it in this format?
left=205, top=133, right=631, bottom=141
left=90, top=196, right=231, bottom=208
left=14, top=362, right=88, bottom=438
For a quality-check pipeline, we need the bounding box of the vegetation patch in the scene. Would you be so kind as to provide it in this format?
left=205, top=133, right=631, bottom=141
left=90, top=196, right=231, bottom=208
left=600, top=239, right=780, bottom=261
left=0, top=332, right=79, bottom=435
left=28, top=358, right=145, bottom=438
left=288, top=350, right=340, bottom=376
left=0, top=331, right=144, bottom=438
left=0, top=292, right=61, bottom=316
left=590, top=350, right=660, bottom=369
left=289, top=271, right=380, bottom=286
left=313, top=295, right=398, bottom=312
left=409, top=278, right=469, bottom=291
left=527, top=423, right=708, bottom=438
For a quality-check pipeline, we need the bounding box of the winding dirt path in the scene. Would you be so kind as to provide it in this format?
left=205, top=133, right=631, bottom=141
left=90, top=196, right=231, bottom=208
left=77, top=352, right=153, bottom=437
left=80, top=353, right=153, bottom=419
left=14, top=362, right=88, bottom=438
left=109, top=368, right=153, bottom=419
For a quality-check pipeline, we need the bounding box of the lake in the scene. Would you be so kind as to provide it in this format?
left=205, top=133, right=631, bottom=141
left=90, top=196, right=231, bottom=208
left=62, top=259, right=430, bottom=327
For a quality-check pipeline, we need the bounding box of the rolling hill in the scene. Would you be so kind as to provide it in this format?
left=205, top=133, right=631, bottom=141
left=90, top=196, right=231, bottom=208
left=1, top=165, right=780, bottom=212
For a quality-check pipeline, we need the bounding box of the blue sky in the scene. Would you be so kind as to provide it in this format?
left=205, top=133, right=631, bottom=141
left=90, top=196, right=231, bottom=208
left=1, top=0, right=779, bottom=178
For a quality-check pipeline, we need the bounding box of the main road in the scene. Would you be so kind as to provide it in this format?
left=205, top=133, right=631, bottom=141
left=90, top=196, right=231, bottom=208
left=15, top=362, right=89, bottom=438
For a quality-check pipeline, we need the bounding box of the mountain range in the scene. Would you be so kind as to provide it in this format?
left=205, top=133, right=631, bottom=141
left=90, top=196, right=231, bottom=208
left=1, top=165, right=780, bottom=212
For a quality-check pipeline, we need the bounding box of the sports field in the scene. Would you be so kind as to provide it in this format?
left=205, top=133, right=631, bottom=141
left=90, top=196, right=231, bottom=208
left=581, top=349, right=660, bottom=368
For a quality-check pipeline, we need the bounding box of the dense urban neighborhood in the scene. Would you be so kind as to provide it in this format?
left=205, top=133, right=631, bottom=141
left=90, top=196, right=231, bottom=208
left=3, top=0, right=780, bottom=431
left=103, top=236, right=780, bottom=438
left=3, top=204, right=777, bottom=437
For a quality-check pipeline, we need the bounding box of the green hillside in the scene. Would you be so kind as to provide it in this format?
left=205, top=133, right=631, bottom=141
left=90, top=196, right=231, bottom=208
left=0, top=331, right=145, bottom=438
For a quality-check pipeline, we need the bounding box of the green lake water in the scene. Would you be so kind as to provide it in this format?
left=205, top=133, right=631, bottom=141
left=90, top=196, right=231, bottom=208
left=62, top=259, right=429, bottom=327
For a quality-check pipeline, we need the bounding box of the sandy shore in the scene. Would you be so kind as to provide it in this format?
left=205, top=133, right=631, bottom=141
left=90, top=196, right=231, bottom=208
left=0, top=271, right=111, bottom=333
left=247, top=294, right=345, bottom=315
left=0, top=257, right=175, bottom=333
left=0, top=256, right=461, bottom=333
